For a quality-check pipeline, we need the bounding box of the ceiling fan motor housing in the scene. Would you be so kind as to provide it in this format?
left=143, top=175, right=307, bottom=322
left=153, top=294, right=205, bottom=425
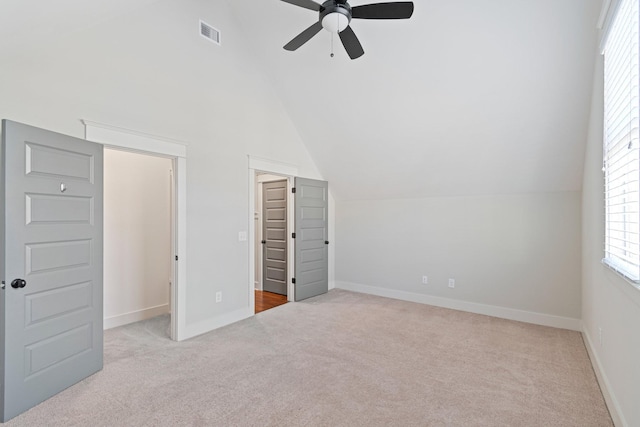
left=320, top=0, right=352, bottom=33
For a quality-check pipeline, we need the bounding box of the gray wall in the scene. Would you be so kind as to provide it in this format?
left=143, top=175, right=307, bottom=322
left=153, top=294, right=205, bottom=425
left=336, top=192, right=582, bottom=320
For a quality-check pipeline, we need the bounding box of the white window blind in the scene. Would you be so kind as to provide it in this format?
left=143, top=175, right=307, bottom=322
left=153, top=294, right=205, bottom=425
left=603, top=0, right=640, bottom=282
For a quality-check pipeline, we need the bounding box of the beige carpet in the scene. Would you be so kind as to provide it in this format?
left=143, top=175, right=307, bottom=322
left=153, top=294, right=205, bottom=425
left=6, top=290, right=612, bottom=426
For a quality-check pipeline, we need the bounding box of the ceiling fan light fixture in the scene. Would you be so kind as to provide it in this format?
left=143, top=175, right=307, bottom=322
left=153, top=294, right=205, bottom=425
left=322, top=12, right=349, bottom=33
left=282, top=0, right=415, bottom=60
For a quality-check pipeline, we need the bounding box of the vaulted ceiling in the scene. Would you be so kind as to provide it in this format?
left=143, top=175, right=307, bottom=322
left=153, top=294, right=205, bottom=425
left=229, top=0, right=602, bottom=200
left=2, top=0, right=602, bottom=201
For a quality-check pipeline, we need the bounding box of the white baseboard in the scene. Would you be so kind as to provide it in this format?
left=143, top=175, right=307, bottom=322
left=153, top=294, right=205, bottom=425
left=182, top=307, right=253, bottom=340
left=582, top=327, right=626, bottom=426
left=104, top=303, right=170, bottom=330
left=335, top=281, right=582, bottom=331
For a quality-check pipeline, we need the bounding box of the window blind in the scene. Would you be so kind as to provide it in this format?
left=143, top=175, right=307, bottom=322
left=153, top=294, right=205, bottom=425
left=603, top=0, right=640, bottom=282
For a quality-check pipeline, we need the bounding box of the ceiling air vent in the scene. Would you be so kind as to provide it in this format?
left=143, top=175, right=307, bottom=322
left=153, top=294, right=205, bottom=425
left=199, top=20, right=220, bottom=45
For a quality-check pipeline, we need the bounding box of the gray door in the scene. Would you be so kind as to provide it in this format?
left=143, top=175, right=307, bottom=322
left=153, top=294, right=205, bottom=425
left=0, top=120, right=104, bottom=422
left=262, top=180, right=287, bottom=295
left=294, top=177, right=328, bottom=301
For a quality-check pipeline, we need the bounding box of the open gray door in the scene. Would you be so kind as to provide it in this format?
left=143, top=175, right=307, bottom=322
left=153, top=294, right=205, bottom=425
left=0, top=120, right=103, bottom=422
left=294, top=177, right=328, bottom=301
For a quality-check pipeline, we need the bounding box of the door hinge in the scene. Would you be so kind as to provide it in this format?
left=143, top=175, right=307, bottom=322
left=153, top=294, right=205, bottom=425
left=175, top=255, right=179, bottom=261
left=292, top=233, right=296, bottom=239
left=292, top=187, right=296, bottom=193
left=1, top=281, right=4, bottom=290
left=292, top=278, right=296, bottom=284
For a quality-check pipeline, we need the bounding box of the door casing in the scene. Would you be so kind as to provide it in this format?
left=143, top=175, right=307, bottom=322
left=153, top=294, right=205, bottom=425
left=83, top=120, right=187, bottom=341
left=249, top=157, right=297, bottom=308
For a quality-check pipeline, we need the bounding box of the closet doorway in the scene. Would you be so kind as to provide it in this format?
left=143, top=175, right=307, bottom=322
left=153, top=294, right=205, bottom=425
left=103, top=148, right=173, bottom=336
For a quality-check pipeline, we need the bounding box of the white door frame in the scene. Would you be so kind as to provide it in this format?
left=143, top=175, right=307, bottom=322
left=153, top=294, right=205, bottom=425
left=248, top=156, right=298, bottom=308
left=83, top=120, right=188, bottom=341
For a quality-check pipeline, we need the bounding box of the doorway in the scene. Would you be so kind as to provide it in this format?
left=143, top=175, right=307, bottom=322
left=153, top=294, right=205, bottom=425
left=83, top=120, right=187, bottom=341
left=248, top=156, right=330, bottom=312
left=248, top=156, right=298, bottom=314
left=103, top=148, right=173, bottom=336
left=255, top=173, right=291, bottom=313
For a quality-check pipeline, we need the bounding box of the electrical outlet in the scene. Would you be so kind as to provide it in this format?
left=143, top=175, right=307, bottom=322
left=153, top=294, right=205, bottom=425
left=238, top=231, right=247, bottom=241
left=598, top=327, right=603, bottom=346
left=422, top=276, right=428, bottom=284
left=216, top=291, right=222, bottom=303
left=448, top=278, right=455, bottom=288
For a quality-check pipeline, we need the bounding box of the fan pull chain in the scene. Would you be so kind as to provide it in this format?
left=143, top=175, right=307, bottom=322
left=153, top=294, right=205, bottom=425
left=330, top=32, right=334, bottom=58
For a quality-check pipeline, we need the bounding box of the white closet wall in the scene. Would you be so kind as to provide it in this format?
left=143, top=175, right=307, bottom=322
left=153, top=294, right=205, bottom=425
left=104, top=149, right=172, bottom=329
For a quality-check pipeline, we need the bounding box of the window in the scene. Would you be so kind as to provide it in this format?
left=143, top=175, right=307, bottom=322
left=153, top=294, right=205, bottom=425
left=603, top=0, right=639, bottom=282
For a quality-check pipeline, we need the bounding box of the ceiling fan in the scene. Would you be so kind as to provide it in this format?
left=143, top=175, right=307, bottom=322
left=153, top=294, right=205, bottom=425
left=281, top=0, right=414, bottom=59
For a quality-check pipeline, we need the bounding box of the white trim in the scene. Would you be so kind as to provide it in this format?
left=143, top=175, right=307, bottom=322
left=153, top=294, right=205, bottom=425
left=174, top=157, right=187, bottom=341
left=335, top=281, right=582, bottom=331
left=602, top=258, right=640, bottom=288
left=582, top=327, right=627, bottom=426
left=249, top=155, right=298, bottom=177
left=104, top=304, right=170, bottom=330
left=598, top=0, right=613, bottom=29
left=82, top=120, right=187, bottom=158
left=286, top=178, right=295, bottom=301
left=183, top=308, right=253, bottom=340
left=598, top=0, right=623, bottom=53
left=255, top=177, right=262, bottom=291
left=248, top=156, right=298, bottom=308
left=601, top=262, right=640, bottom=309
left=83, top=120, right=188, bottom=341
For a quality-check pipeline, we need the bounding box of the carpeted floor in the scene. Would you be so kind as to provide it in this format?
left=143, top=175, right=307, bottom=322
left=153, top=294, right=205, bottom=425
left=6, top=289, right=612, bottom=426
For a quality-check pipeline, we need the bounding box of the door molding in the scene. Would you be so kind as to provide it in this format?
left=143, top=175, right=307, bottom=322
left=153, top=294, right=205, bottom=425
left=248, top=156, right=297, bottom=308
left=82, top=120, right=187, bottom=341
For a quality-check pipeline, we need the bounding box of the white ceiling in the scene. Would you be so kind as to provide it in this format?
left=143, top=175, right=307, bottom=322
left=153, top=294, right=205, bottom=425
left=1, top=0, right=602, bottom=201
left=229, top=0, right=602, bottom=200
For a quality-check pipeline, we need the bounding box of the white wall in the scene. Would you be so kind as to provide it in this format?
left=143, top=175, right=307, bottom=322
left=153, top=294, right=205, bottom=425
left=582, top=53, right=640, bottom=427
left=0, top=0, right=327, bottom=338
left=103, top=149, right=172, bottom=329
left=336, top=192, right=582, bottom=328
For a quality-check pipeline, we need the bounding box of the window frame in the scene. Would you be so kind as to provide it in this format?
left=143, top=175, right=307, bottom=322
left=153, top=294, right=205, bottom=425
left=601, top=0, right=640, bottom=285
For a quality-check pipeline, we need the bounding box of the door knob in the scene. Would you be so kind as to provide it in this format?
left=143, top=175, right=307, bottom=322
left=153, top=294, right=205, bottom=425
left=11, top=279, right=26, bottom=289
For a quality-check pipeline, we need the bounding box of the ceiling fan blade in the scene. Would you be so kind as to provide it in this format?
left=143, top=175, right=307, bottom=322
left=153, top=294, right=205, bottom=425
left=284, top=21, right=323, bottom=51
left=281, top=0, right=321, bottom=12
left=352, top=2, right=414, bottom=19
left=339, top=26, right=365, bottom=59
